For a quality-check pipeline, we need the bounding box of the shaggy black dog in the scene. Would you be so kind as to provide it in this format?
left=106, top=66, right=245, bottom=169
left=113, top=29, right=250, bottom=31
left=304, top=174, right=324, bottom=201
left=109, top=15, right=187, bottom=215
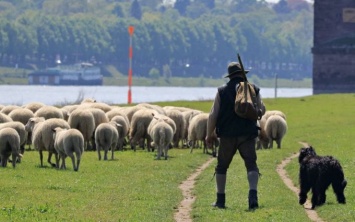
left=298, top=146, right=347, bottom=209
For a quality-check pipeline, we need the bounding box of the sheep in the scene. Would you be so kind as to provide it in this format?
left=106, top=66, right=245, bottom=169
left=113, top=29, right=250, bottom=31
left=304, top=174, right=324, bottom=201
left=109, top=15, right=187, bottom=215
left=25, top=117, right=70, bottom=167
left=80, top=99, right=112, bottom=112
left=111, top=115, right=129, bottom=151
left=165, top=109, right=185, bottom=148
left=95, top=121, right=121, bottom=160
left=264, top=114, right=288, bottom=148
left=129, top=108, right=158, bottom=151
left=181, top=109, right=203, bottom=147
left=187, top=113, right=209, bottom=153
left=0, top=127, right=22, bottom=168
left=136, top=103, right=166, bottom=115
left=52, top=127, right=84, bottom=171
left=35, top=105, right=64, bottom=120
left=68, top=108, right=95, bottom=151
left=1, top=105, right=21, bottom=115
left=0, top=121, right=27, bottom=161
left=0, top=104, right=4, bottom=111
left=263, top=110, right=286, bottom=120
left=256, top=116, right=268, bottom=149
left=8, top=108, right=34, bottom=125
left=22, top=102, right=46, bottom=113
left=120, top=105, right=143, bottom=123
left=148, top=117, right=174, bottom=160
left=0, top=112, right=12, bottom=123
left=106, top=108, right=129, bottom=124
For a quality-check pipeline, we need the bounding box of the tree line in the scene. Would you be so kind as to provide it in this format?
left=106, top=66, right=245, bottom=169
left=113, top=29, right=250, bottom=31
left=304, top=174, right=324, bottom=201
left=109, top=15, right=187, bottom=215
left=0, top=0, right=313, bottom=79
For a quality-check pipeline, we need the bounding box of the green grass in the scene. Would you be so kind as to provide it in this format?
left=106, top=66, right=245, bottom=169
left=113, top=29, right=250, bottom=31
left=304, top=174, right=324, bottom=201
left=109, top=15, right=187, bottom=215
left=1, top=94, right=354, bottom=221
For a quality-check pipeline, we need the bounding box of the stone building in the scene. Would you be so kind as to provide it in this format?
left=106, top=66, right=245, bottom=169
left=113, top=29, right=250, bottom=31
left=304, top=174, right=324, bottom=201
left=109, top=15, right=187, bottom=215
left=312, top=0, right=355, bottom=94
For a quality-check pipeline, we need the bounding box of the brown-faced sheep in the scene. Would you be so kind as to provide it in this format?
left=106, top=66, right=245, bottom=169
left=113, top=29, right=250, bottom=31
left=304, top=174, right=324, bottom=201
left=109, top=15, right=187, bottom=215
left=25, top=117, right=70, bottom=167
left=35, top=105, right=64, bottom=120
left=148, top=117, right=174, bottom=160
left=52, top=127, right=84, bottom=171
left=264, top=114, right=287, bottom=148
left=95, top=121, right=121, bottom=160
left=68, top=108, right=95, bottom=151
left=0, top=128, right=21, bottom=168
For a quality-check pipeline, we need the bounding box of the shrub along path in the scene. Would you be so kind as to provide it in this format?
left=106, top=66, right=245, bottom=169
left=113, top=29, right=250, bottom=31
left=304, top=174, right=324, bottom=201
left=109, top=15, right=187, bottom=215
left=276, top=152, right=324, bottom=222
left=174, top=157, right=215, bottom=222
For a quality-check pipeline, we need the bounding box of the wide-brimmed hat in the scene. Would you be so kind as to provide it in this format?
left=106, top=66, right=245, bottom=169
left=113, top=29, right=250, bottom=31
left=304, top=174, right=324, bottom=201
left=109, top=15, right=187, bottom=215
left=224, top=62, right=249, bottom=78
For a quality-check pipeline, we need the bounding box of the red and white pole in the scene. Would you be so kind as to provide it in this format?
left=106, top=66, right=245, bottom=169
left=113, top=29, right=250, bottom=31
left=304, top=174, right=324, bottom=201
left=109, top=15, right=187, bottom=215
left=128, top=25, right=134, bottom=104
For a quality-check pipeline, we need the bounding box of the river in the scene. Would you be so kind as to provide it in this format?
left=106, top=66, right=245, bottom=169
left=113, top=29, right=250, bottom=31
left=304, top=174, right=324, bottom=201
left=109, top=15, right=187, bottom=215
left=0, top=85, right=312, bottom=106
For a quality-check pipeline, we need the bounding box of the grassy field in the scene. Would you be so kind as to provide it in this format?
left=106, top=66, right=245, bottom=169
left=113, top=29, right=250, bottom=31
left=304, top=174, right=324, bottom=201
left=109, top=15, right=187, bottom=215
left=1, top=94, right=354, bottom=221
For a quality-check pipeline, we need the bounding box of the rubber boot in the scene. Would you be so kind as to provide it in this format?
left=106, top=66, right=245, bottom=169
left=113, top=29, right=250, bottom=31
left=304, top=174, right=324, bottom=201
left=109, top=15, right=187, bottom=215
left=212, top=193, right=225, bottom=209
left=248, top=189, right=258, bottom=210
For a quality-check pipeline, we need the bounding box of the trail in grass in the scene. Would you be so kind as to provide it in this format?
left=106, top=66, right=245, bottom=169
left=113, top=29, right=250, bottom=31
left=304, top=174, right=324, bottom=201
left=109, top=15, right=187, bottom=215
left=276, top=152, right=324, bottom=222
left=174, top=157, right=215, bottom=222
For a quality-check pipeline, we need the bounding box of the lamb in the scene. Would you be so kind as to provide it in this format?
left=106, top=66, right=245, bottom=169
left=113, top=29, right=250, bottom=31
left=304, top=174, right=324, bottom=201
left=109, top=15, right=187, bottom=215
left=0, top=127, right=22, bottom=168
left=0, top=121, right=27, bottom=161
left=111, top=115, right=129, bottom=151
left=148, top=116, right=174, bottom=160
left=95, top=121, right=121, bottom=160
left=164, top=109, right=185, bottom=148
left=52, top=127, right=84, bottom=171
left=264, top=114, right=288, bottom=148
left=0, top=112, right=12, bottom=123
left=129, top=108, right=158, bottom=151
left=25, top=117, right=70, bottom=167
left=35, top=105, right=64, bottom=120
left=188, top=113, right=209, bottom=153
left=68, top=108, right=95, bottom=151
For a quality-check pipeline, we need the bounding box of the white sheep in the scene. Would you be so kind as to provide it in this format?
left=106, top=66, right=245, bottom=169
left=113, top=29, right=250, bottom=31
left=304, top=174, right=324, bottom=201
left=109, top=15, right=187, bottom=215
left=0, top=112, right=12, bottom=123
left=95, top=121, right=121, bottom=160
left=263, top=110, right=286, bottom=120
left=80, top=99, right=112, bottom=112
left=25, top=117, right=70, bottom=167
left=264, top=114, right=288, bottom=148
left=52, top=127, right=84, bottom=171
left=188, top=113, right=209, bottom=153
left=129, top=108, right=157, bottom=151
left=0, top=127, right=21, bottom=168
left=8, top=108, right=35, bottom=125
left=0, top=121, right=27, bottom=162
left=22, top=102, right=46, bottom=113
left=148, top=117, right=174, bottom=160
left=35, top=105, right=64, bottom=120
left=68, top=108, right=95, bottom=151
left=165, top=109, right=185, bottom=148
left=111, top=115, right=129, bottom=151
left=0, top=105, right=21, bottom=115
left=136, top=103, right=166, bottom=115
left=181, top=109, right=203, bottom=146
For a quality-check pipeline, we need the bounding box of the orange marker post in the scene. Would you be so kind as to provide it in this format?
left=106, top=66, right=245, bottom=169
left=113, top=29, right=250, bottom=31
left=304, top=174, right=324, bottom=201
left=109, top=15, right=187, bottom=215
left=128, top=25, right=134, bottom=104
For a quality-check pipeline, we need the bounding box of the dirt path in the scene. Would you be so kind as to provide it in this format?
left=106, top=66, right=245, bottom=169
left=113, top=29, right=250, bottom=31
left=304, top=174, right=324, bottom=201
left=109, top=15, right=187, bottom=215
left=174, top=157, right=215, bottom=222
left=276, top=152, right=324, bottom=222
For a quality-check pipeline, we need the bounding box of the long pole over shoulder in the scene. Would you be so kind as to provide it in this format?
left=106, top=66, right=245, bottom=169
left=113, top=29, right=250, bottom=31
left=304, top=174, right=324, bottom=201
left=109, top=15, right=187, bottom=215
left=128, top=25, right=134, bottom=104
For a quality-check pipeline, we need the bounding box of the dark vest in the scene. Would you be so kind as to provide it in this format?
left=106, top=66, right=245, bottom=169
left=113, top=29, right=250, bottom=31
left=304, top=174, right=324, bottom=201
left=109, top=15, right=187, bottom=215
left=216, top=77, right=259, bottom=138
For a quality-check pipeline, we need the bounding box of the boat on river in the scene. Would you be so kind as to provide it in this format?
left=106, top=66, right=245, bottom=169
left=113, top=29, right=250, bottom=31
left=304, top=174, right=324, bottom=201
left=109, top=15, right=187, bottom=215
left=28, top=62, right=103, bottom=86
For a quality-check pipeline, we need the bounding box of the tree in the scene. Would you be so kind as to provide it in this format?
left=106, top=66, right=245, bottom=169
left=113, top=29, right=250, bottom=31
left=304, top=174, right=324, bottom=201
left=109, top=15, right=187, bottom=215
left=113, top=3, right=125, bottom=17
left=130, top=0, right=142, bottom=20
left=174, top=0, right=190, bottom=16
left=273, top=0, right=291, bottom=14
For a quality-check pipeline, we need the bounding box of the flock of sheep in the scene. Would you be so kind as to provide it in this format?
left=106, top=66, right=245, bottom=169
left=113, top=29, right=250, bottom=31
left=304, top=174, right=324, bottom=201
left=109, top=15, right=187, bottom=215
left=0, top=99, right=287, bottom=171
left=0, top=99, right=217, bottom=171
